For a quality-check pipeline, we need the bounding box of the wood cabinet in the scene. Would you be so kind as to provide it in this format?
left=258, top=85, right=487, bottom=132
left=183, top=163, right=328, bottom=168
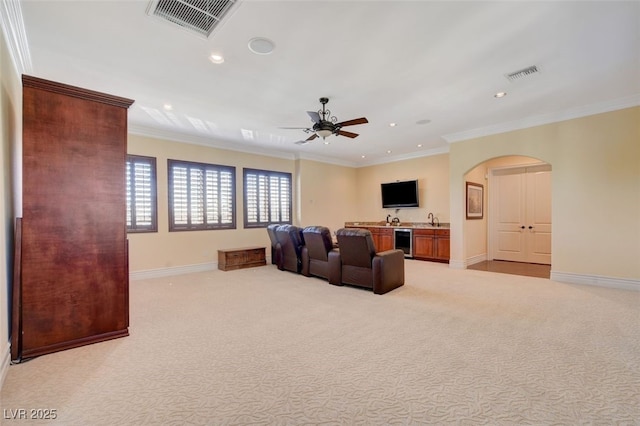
left=12, top=76, right=133, bottom=361
left=371, top=227, right=394, bottom=252
left=218, top=247, right=266, bottom=271
left=413, top=228, right=450, bottom=263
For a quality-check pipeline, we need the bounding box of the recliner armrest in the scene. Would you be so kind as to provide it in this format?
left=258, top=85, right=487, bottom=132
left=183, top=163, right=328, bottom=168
left=327, top=249, right=342, bottom=285
left=301, top=246, right=310, bottom=276
left=372, top=249, right=405, bottom=294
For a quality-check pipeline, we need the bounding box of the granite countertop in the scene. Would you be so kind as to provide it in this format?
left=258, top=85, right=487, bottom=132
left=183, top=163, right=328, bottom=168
left=345, top=221, right=450, bottom=229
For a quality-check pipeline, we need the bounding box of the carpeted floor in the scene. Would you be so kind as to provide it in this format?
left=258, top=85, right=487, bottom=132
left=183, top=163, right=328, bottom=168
left=2, top=260, right=639, bottom=425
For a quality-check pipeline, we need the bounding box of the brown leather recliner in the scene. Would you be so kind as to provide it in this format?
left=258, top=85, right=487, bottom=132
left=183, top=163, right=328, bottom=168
left=275, top=224, right=305, bottom=273
left=301, top=226, right=341, bottom=285
left=335, top=228, right=405, bottom=294
left=266, top=224, right=281, bottom=265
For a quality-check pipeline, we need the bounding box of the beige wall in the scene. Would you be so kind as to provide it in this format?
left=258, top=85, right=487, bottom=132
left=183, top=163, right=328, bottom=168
left=354, top=154, right=450, bottom=225
left=127, top=136, right=451, bottom=272
left=127, top=134, right=296, bottom=271
left=1, top=26, right=22, bottom=384
left=463, top=163, right=487, bottom=260
left=296, top=159, right=358, bottom=233
left=450, top=107, right=640, bottom=280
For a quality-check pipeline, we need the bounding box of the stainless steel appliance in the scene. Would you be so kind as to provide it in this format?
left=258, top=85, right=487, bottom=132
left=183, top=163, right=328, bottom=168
left=394, top=228, right=413, bottom=258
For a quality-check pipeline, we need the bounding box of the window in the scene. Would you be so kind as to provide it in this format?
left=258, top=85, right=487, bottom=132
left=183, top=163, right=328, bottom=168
left=126, top=155, right=157, bottom=233
left=168, top=159, right=236, bottom=231
left=243, top=168, right=292, bottom=228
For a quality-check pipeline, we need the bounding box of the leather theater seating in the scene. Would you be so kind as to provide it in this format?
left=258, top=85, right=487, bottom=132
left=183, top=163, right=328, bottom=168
left=301, top=226, right=341, bottom=285
left=274, top=224, right=304, bottom=273
left=266, top=224, right=280, bottom=265
left=335, top=228, right=405, bottom=294
left=266, top=225, right=405, bottom=295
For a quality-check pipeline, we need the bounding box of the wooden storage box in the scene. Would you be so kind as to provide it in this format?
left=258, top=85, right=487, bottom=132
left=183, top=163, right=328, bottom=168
left=218, top=247, right=266, bottom=271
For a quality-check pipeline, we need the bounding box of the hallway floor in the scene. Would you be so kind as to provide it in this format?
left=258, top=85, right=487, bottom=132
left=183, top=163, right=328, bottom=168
left=467, top=260, right=551, bottom=279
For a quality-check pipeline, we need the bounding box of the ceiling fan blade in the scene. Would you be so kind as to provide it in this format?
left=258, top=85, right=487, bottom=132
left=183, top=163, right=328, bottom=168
left=279, top=126, right=311, bottom=130
left=336, top=117, right=368, bottom=127
left=337, top=130, right=359, bottom=138
left=307, top=111, right=321, bottom=124
left=294, top=133, right=318, bottom=145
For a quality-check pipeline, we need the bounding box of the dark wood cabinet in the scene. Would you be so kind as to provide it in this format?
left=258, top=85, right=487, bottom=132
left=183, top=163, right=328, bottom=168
left=12, top=75, right=133, bottom=361
left=413, top=228, right=450, bottom=263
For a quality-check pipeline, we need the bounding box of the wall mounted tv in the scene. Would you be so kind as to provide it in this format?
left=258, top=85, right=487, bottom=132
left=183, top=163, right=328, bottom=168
left=381, top=179, right=419, bottom=208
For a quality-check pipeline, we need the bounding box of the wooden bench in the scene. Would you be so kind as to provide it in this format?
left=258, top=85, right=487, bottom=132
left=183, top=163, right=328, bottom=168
left=218, top=246, right=266, bottom=271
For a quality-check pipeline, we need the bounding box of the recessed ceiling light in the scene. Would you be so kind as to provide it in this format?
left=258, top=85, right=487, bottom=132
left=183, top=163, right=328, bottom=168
left=163, top=103, right=173, bottom=111
left=389, top=122, right=397, bottom=127
left=209, top=53, right=224, bottom=64
left=248, top=37, right=275, bottom=55
left=417, top=144, right=423, bottom=148
left=494, top=91, right=507, bottom=98
left=361, top=155, right=366, bottom=158
left=386, top=150, right=392, bottom=154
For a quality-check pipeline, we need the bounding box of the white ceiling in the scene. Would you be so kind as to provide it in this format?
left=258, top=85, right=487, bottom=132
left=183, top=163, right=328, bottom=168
left=15, top=0, right=640, bottom=166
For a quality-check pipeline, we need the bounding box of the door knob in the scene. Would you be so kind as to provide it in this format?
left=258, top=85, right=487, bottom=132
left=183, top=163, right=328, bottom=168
left=528, top=226, right=533, bottom=229
left=520, top=225, right=525, bottom=229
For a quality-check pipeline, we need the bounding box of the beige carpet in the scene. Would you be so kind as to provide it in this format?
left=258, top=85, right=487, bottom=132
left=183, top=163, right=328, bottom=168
left=2, top=260, right=639, bottom=425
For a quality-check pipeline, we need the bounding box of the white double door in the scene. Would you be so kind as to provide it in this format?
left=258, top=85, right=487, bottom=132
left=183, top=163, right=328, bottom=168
left=490, top=164, right=552, bottom=265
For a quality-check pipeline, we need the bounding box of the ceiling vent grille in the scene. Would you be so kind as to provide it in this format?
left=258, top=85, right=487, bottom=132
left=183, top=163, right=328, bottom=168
left=505, top=65, right=539, bottom=82
left=147, top=0, right=239, bottom=38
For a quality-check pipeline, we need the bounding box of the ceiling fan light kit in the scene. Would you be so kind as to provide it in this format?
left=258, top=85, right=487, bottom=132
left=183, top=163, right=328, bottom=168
left=283, top=97, right=369, bottom=145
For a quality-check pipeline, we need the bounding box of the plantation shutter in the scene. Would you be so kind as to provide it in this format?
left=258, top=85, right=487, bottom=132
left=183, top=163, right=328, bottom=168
left=243, top=168, right=292, bottom=228
left=168, top=160, right=236, bottom=231
left=126, top=155, right=157, bottom=232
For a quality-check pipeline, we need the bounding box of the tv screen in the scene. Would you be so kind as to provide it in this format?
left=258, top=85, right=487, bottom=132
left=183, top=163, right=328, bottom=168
left=381, top=180, right=419, bottom=208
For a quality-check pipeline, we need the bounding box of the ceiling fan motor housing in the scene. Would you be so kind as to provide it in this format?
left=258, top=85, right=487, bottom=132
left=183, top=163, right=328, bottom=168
left=313, top=121, right=336, bottom=137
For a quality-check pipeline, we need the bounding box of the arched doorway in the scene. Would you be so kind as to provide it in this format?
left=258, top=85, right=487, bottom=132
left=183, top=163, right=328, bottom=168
left=464, top=156, right=552, bottom=278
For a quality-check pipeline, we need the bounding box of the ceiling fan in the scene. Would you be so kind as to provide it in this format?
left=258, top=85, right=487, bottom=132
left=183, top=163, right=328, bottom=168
left=281, top=97, right=368, bottom=145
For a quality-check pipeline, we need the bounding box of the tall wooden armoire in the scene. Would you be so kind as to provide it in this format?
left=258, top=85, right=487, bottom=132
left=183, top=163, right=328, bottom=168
left=12, top=75, right=134, bottom=361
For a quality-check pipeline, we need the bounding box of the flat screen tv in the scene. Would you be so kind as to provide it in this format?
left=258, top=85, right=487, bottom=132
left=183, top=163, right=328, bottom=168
left=381, top=180, right=419, bottom=208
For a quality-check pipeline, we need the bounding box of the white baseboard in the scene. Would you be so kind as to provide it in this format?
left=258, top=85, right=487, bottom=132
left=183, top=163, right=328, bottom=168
left=551, top=271, right=640, bottom=291
left=0, top=340, right=10, bottom=391
left=449, top=253, right=487, bottom=270
left=466, top=254, right=487, bottom=267
left=130, top=262, right=217, bottom=280
left=130, top=256, right=275, bottom=281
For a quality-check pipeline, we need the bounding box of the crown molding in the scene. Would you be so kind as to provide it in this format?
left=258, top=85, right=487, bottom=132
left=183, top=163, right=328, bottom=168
left=357, top=145, right=450, bottom=168
left=0, top=0, right=32, bottom=75
left=443, top=94, right=640, bottom=143
left=294, top=152, right=359, bottom=168
left=128, top=124, right=297, bottom=162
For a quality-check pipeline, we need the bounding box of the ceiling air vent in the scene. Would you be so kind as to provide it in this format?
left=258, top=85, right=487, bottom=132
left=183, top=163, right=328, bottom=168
left=147, top=0, right=240, bottom=38
left=505, top=65, right=539, bottom=82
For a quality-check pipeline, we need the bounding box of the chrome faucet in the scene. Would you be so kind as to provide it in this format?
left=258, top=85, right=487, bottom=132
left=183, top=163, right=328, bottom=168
left=427, top=212, right=434, bottom=226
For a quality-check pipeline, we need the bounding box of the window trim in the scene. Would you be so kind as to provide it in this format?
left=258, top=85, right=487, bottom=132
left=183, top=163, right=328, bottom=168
left=126, top=154, right=158, bottom=233
left=243, top=168, right=293, bottom=229
left=168, top=159, right=236, bottom=232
